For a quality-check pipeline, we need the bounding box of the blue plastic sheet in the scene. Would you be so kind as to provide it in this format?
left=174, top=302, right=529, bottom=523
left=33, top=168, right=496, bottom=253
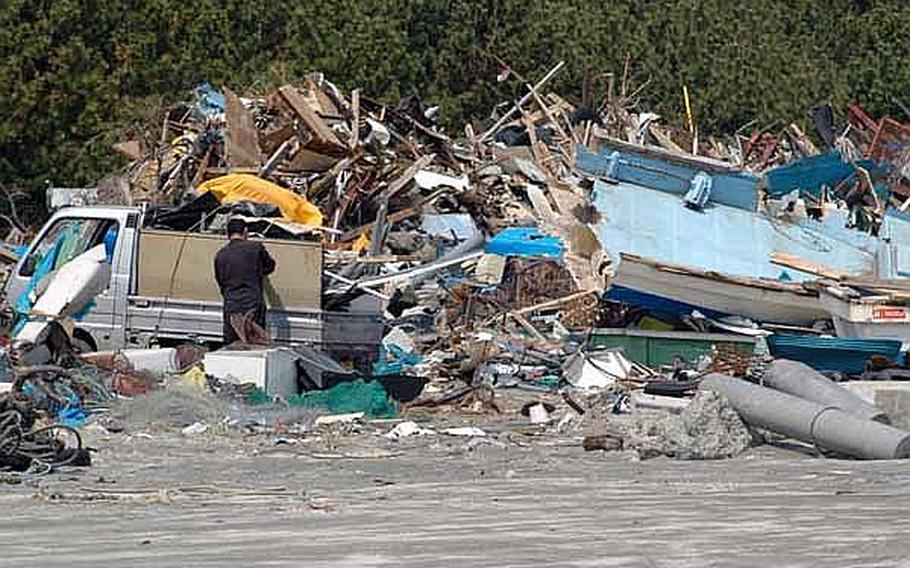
left=485, top=227, right=564, bottom=260
left=194, top=83, right=226, bottom=118
left=373, top=345, right=421, bottom=376
left=57, top=395, right=88, bottom=428
left=14, top=233, right=65, bottom=321
left=103, top=226, right=118, bottom=263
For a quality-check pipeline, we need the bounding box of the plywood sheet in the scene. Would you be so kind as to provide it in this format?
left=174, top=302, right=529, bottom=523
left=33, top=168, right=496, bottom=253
left=224, top=88, right=261, bottom=168
left=137, top=230, right=321, bottom=309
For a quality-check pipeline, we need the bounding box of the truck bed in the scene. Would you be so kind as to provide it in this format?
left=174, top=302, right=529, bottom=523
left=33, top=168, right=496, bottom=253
left=126, top=295, right=384, bottom=368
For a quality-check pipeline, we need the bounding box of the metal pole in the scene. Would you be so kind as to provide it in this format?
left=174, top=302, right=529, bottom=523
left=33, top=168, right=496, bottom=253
left=477, top=61, right=566, bottom=143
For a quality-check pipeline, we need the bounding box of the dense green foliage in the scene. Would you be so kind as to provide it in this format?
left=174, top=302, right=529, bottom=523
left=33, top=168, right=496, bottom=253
left=2, top=0, right=910, bottom=211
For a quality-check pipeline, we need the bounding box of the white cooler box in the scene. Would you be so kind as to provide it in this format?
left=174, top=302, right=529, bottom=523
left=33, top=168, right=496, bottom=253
left=203, top=348, right=300, bottom=398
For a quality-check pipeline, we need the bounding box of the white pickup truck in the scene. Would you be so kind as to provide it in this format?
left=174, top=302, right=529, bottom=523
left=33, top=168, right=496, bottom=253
left=4, top=206, right=383, bottom=367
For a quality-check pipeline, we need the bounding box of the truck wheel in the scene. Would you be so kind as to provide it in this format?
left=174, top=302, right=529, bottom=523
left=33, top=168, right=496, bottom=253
left=71, top=336, right=94, bottom=354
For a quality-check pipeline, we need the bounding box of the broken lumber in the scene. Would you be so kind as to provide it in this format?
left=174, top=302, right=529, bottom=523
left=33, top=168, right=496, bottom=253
left=278, top=85, right=347, bottom=156
left=769, top=251, right=844, bottom=280
left=224, top=88, right=261, bottom=168
left=477, top=61, right=566, bottom=142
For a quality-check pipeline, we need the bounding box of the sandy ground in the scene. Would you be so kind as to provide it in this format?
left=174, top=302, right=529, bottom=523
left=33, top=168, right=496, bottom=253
left=3, top=406, right=910, bottom=568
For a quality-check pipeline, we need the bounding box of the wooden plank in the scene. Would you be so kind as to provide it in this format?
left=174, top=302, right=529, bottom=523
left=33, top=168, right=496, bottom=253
left=514, top=290, right=597, bottom=315
left=529, top=87, right=571, bottom=142
left=339, top=206, right=420, bottom=243
left=621, top=252, right=814, bottom=294
left=509, top=312, right=547, bottom=342
left=522, top=116, right=556, bottom=179
left=387, top=154, right=435, bottom=198
left=259, top=122, right=296, bottom=156
left=338, top=186, right=450, bottom=243
left=278, top=85, right=347, bottom=156
left=787, top=123, right=819, bottom=155
left=477, top=61, right=565, bottom=142
left=474, top=253, right=507, bottom=285
left=770, top=251, right=844, bottom=280
left=350, top=89, right=360, bottom=150
left=648, top=124, right=685, bottom=153
left=285, top=147, right=341, bottom=172
left=0, top=247, right=20, bottom=265
left=840, top=277, right=910, bottom=293
left=507, top=99, right=575, bottom=130
left=525, top=184, right=557, bottom=222
left=224, top=88, right=261, bottom=168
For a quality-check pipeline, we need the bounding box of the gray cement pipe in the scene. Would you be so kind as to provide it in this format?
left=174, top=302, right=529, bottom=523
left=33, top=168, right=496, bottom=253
left=763, top=359, right=889, bottom=423
left=701, top=374, right=910, bottom=460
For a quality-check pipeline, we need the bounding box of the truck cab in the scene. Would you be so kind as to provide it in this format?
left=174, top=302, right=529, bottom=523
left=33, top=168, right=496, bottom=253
left=5, top=206, right=137, bottom=351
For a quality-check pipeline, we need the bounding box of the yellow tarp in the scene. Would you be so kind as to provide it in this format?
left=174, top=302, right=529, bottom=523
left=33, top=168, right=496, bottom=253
left=197, top=174, right=323, bottom=226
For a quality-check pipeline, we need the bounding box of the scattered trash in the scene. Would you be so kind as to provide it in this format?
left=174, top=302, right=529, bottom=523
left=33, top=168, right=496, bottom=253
left=442, top=427, right=487, bottom=437
left=314, top=412, right=364, bottom=426
left=385, top=420, right=435, bottom=439
left=181, top=421, right=209, bottom=436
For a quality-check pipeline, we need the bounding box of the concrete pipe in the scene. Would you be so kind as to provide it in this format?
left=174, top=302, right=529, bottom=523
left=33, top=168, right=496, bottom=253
left=763, top=359, right=889, bottom=423
left=701, top=374, right=910, bottom=460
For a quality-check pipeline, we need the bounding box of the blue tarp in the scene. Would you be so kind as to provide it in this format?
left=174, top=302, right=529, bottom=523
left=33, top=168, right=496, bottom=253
left=485, top=227, right=564, bottom=260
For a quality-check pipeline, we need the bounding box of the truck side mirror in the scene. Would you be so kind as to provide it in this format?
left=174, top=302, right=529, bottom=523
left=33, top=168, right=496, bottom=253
left=20, top=256, right=37, bottom=277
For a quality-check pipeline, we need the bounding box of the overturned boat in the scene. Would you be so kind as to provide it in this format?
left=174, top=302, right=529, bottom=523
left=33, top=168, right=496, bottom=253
left=611, top=253, right=827, bottom=325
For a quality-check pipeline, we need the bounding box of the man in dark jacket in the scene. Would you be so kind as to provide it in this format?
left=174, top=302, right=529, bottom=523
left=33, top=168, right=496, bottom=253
left=214, top=218, right=276, bottom=345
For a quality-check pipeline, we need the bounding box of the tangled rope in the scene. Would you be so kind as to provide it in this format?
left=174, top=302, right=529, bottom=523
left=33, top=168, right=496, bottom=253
left=0, top=404, right=83, bottom=473
left=0, top=366, right=98, bottom=474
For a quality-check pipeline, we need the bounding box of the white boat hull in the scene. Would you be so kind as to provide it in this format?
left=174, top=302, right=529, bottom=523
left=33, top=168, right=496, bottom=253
left=819, top=288, right=910, bottom=343
left=614, top=255, right=828, bottom=325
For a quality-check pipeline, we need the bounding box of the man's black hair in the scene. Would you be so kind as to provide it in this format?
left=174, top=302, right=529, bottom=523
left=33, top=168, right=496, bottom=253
left=226, top=218, right=247, bottom=237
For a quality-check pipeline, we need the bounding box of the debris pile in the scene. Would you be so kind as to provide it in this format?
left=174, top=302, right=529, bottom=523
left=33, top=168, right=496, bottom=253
left=7, top=59, right=910, bottom=467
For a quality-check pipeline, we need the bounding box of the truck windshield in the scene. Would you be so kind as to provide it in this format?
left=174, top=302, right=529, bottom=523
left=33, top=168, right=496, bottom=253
left=21, top=218, right=120, bottom=277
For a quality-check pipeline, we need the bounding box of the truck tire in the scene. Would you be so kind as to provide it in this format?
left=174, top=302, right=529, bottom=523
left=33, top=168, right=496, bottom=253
left=70, top=335, right=95, bottom=354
